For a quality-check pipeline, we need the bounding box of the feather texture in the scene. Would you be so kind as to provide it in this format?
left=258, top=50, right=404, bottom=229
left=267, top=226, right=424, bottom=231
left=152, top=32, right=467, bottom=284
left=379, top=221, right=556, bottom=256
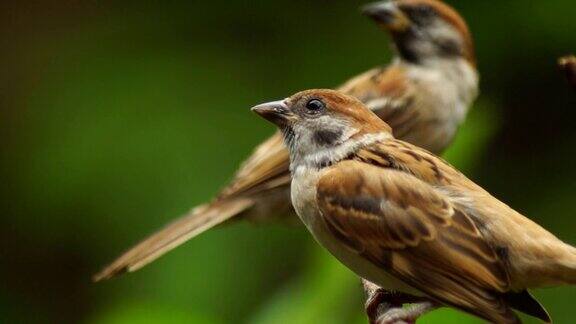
left=317, top=161, right=516, bottom=323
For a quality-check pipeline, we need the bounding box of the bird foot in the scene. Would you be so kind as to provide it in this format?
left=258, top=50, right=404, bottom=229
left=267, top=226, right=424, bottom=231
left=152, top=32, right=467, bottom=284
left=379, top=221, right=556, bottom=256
left=375, top=302, right=437, bottom=324
left=365, top=288, right=402, bottom=323
left=364, top=281, right=400, bottom=323
left=363, top=279, right=435, bottom=324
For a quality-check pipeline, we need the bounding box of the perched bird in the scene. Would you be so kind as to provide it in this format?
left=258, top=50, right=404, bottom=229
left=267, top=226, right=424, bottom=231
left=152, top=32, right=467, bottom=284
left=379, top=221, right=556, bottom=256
left=94, top=0, right=479, bottom=285
left=252, top=88, right=576, bottom=324
left=559, top=55, right=576, bottom=91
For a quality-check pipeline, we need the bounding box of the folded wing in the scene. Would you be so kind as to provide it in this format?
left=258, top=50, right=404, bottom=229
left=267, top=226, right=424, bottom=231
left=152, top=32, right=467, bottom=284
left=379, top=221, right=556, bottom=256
left=317, top=160, right=518, bottom=323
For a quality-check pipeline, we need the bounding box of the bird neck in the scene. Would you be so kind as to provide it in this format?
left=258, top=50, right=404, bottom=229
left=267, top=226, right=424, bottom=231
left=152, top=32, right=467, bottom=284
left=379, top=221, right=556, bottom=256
left=395, top=54, right=475, bottom=74
left=288, top=131, right=392, bottom=172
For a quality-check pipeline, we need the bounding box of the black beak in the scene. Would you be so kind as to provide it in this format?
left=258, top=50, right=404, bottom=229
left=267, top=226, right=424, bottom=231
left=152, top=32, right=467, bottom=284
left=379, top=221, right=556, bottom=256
left=251, top=100, right=293, bottom=127
left=361, top=1, right=410, bottom=32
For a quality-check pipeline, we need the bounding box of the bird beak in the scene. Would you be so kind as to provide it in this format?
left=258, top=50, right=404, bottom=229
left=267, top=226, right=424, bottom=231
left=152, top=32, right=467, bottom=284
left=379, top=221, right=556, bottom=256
left=362, top=1, right=411, bottom=32
left=251, top=100, right=294, bottom=127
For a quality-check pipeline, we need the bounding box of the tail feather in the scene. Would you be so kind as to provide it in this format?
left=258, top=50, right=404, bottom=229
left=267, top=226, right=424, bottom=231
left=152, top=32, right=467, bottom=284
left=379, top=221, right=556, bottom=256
left=93, top=198, right=254, bottom=281
left=559, top=246, right=576, bottom=285
left=522, top=243, right=576, bottom=293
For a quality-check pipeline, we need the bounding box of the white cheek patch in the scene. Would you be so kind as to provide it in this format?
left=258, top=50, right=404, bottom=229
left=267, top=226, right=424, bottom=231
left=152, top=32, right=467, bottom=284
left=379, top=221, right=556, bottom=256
left=427, top=21, right=464, bottom=54
left=431, top=21, right=461, bottom=41
left=410, top=21, right=464, bottom=59
left=295, top=117, right=355, bottom=151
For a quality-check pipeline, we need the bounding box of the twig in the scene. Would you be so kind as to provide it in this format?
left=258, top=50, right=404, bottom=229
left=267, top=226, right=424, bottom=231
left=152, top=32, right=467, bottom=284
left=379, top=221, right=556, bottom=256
left=559, top=55, right=576, bottom=91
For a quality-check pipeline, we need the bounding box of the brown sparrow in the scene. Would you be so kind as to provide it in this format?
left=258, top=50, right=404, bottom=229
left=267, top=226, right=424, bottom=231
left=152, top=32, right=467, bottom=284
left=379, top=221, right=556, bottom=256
left=559, top=55, right=576, bottom=91
left=94, top=0, right=479, bottom=283
left=252, top=88, right=576, bottom=324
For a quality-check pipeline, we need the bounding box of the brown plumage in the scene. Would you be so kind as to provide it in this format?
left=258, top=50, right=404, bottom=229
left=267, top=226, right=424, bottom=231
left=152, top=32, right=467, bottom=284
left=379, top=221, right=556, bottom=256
left=317, top=161, right=516, bottom=323
left=95, top=0, right=479, bottom=282
left=253, top=88, right=575, bottom=323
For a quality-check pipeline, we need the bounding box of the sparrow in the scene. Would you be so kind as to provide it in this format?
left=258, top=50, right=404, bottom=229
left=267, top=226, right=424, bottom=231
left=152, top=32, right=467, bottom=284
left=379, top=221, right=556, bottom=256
left=559, top=55, right=576, bottom=91
left=94, top=0, right=479, bottom=287
left=252, top=88, right=576, bottom=324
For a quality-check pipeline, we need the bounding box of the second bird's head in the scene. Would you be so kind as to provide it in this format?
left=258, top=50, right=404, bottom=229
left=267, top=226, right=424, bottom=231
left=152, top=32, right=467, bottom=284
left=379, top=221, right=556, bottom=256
left=252, top=90, right=391, bottom=164
left=362, top=0, right=475, bottom=65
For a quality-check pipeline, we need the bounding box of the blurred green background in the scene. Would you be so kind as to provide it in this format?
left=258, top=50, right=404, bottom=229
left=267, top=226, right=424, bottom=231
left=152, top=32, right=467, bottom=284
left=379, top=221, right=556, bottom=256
left=1, top=0, right=576, bottom=323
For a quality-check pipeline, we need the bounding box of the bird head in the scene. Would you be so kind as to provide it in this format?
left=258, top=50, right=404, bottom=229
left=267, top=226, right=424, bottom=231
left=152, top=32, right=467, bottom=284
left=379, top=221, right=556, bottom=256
left=362, top=0, right=475, bottom=66
left=252, top=89, right=391, bottom=166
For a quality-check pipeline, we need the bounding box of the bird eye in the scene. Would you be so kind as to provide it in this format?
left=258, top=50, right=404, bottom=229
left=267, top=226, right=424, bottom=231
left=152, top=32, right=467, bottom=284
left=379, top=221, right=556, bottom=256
left=305, top=99, right=325, bottom=113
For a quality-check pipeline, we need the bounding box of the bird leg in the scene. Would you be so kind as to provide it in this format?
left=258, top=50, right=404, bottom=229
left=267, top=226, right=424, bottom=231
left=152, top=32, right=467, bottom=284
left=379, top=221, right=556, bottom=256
left=364, top=280, right=399, bottom=322
left=363, top=279, right=434, bottom=324
left=376, top=301, right=438, bottom=324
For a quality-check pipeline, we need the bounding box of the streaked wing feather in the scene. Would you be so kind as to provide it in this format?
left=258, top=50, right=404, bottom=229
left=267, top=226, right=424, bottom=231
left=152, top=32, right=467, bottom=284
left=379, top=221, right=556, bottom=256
left=317, top=161, right=517, bottom=323
left=338, top=66, right=420, bottom=140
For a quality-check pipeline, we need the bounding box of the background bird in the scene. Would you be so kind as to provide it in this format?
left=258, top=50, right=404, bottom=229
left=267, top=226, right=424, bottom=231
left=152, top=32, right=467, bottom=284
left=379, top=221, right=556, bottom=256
left=95, top=0, right=479, bottom=282
left=253, top=88, right=576, bottom=323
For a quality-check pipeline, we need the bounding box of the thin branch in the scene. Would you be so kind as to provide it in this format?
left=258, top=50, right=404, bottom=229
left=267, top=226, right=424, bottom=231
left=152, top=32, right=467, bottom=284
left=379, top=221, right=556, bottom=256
left=559, top=55, right=576, bottom=91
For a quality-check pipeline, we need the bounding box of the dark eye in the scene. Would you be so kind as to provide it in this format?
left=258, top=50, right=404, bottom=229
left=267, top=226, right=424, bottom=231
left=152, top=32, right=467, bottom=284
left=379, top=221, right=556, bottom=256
left=305, top=99, right=325, bottom=113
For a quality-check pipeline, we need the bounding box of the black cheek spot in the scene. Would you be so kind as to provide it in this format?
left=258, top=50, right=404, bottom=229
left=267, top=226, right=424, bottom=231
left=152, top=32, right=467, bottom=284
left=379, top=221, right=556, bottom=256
left=317, top=157, right=332, bottom=169
left=314, top=129, right=343, bottom=146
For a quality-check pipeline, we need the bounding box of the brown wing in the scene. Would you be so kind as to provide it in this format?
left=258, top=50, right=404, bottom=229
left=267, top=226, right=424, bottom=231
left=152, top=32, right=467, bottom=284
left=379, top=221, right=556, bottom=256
left=316, top=160, right=518, bottom=323
left=218, top=131, right=291, bottom=198
left=338, top=66, right=423, bottom=141
left=350, top=138, right=498, bottom=199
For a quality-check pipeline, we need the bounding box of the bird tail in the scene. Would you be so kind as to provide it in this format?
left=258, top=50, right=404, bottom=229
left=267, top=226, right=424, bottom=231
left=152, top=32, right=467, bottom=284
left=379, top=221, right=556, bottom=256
left=537, top=243, right=576, bottom=287
left=558, top=245, right=576, bottom=285
left=93, top=197, right=254, bottom=282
